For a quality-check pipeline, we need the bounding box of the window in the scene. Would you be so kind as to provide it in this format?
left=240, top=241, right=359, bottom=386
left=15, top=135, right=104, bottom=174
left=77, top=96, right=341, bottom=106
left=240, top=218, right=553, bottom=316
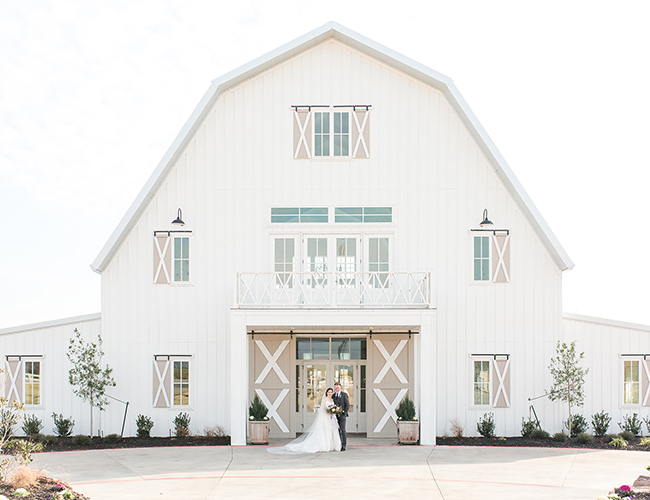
left=296, top=337, right=367, bottom=360
left=173, top=360, right=190, bottom=406
left=368, top=237, right=389, bottom=288
left=271, top=207, right=328, bottom=223
left=274, top=238, right=295, bottom=288
left=473, top=360, right=490, bottom=406
left=173, top=236, right=190, bottom=282
left=471, top=355, right=511, bottom=408
left=335, top=207, right=392, bottom=223
left=314, top=111, right=349, bottom=157
left=624, top=360, right=640, bottom=405
left=24, top=360, right=41, bottom=406
left=473, top=235, right=490, bottom=281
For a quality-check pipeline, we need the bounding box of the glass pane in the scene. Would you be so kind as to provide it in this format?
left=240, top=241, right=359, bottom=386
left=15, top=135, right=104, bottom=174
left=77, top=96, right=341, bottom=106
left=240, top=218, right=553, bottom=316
left=300, top=215, right=328, bottom=223
left=322, top=135, right=329, bottom=155
left=286, top=239, right=294, bottom=261
left=25, top=384, right=32, bottom=405
left=174, top=362, right=181, bottom=382
left=315, top=135, right=322, bottom=156
left=174, top=260, right=181, bottom=282
left=272, top=207, right=299, bottom=215
left=336, top=207, right=363, bottom=215
left=379, top=238, right=389, bottom=261
left=632, top=361, right=640, bottom=382
left=182, top=260, right=189, bottom=282
left=632, top=383, right=639, bottom=404
left=482, top=236, right=489, bottom=257
left=174, top=384, right=181, bottom=406
left=318, top=238, right=327, bottom=256
left=335, top=215, right=363, bottom=223
left=275, top=239, right=284, bottom=264
left=315, top=113, right=322, bottom=133
left=341, top=134, right=348, bottom=156
left=308, top=238, right=316, bottom=256
left=482, top=259, right=489, bottom=281
left=332, top=339, right=350, bottom=360
left=474, top=260, right=481, bottom=281
left=33, top=384, right=40, bottom=405
left=334, top=365, right=354, bottom=412
left=296, top=365, right=301, bottom=411
left=297, top=338, right=311, bottom=359
left=350, top=339, right=367, bottom=360
left=363, top=215, right=392, bottom=223
left=334, top=112, right=341, bottom=133
left=182, top=238, right=189, bottom=259
left=322, top=113, right=329, bottom=133
left=334, top=135, right=341, bottom=156
left=174, top=237, right=181, bottom=257
left=342, top=112, right=349, bottom=133
left=182, top=361, right=189, bottom=382
left=369, top=238, right=378, bottom=263
left=364, top=207, right=392, bottom=215
left=272, top=215, right=299, bottom=223
left=312, top=339, right=329, bottom=360
left=306, top=365, right=326, bottom=412
left=300, top=207, right=328, bottom=215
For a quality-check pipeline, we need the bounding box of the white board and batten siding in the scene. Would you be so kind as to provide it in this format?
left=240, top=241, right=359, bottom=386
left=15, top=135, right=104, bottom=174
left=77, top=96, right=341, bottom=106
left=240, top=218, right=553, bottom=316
left=0, top=314, right=101, bottom=436
left=562, top=313, right=650, bottom=434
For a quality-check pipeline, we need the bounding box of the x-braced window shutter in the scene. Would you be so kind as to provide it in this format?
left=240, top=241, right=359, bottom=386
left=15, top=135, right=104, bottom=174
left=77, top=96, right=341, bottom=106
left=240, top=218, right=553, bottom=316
left=4, top=358, right=23, bottom=403
left=152, top=357, right=171, bottom=408
left=351, top=107, right=370, bottom=159
left=153, top=233, right=172, bottom=284
left=293, top=108, right=312, bottom=159
left=491, top=357, right=511, bottom=408
left=492, top=232, right=510, bottom=283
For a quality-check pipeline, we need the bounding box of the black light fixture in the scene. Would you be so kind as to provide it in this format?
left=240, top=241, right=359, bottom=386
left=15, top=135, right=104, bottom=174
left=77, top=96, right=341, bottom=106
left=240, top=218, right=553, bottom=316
left=479, top=209, right=493, bottom=227
left=171, top=208, right=185, bottom=226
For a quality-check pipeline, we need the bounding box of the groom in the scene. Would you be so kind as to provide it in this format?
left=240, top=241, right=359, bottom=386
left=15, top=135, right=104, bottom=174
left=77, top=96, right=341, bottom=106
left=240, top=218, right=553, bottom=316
left=333, top=382, right=349, bottom=451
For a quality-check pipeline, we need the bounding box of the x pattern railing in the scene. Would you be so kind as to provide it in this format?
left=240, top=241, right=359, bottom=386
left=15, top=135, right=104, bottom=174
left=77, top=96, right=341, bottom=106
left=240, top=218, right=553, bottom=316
left=237, top=272, right=430, bottom=308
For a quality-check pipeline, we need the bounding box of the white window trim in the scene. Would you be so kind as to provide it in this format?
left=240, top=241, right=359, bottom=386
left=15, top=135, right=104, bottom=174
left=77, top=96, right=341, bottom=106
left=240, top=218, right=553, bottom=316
left=313, top=107, right=351, bottom=158
left=163, top=355, right=193, bottom=409
left=4, top=355, right=44, bottom=409
left=469, top=231, right=492, bottom=285
left=620, top=355, right=644, bottom=408
left=469, top=356, right=492, bottom=409
left=171, top=233, right=193, bottom=286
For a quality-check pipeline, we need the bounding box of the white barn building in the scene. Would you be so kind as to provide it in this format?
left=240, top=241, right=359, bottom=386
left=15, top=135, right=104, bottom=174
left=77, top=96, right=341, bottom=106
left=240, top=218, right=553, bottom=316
left=2, top=22, right=649, bottom=445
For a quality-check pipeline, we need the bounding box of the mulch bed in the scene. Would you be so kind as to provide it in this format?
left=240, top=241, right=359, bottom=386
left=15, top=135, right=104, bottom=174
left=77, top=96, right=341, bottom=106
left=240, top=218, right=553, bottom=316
left=32, top=435, right=230, bottom=453
left=436, top=435, right=650, bottom=451
left=0, top=477, right=89, bottom=499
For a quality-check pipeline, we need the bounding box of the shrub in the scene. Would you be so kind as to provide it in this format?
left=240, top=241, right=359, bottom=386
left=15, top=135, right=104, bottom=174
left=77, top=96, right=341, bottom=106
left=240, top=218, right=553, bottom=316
left=249, top=394, right=269, bottom=421
left=204, top=425, right=227, bottom=438
left=553, top=432, right=568, bottom=442
left=591, top=410, right=611, bottom=437
left=72, top=434, right=92, bottom=446
left=103, top=433, right=121, bottom=444
left=136, top=414, right=154, bottom=438
left=530, top=429, right=550, bottom=440
left=395, top=395, right=416, bottom=421
left=3, top=439, right=43, bottom=466
left=619, top=430, right=635, bottom=441
left=37, top=435, right=58, bottom=447
left=521, top=417, right=539, bottom=437
left=619, top=413, right=643, bottom=436
left=449, top=418, right=464, bottom=438
left=610, top=436, right=628, bottom=448
left=0, top=407, right=21, bottom=440
left=52, top=413, right=75, bottom=438
left=477, top=413, right=495, bottom=438
left=6, top=465, right=42, bottom=489
left=603, top=433, right=618, bottom=443
left=575, top=432, right=594, bottom=444
left=173, top=412, right=191, bottom=437
left=21, top=415, right=42, bottom=438
left=640, top=437, right=650, bottom=446
left=563, top=414, right=588, bottom=437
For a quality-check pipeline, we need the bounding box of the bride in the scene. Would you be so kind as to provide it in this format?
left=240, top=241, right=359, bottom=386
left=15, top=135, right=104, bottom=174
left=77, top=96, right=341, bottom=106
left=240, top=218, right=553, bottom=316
left=268, top=387, right=341, bottom=453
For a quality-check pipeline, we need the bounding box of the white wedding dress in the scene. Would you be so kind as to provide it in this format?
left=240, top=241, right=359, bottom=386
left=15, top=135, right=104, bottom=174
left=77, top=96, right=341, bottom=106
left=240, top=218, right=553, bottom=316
left=268, top=394, right=341, bottom=454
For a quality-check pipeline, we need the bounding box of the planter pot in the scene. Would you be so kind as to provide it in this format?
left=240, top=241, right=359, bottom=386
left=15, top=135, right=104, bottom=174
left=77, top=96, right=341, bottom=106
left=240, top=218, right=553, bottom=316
left=397, top=420, right=419, bottom=445
left=249, top=421, right=270, bottom=444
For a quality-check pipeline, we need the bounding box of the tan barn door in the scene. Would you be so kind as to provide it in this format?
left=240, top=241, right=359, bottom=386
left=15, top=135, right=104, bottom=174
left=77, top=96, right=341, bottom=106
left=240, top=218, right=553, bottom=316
left=367, top=334, right=414, bottom=438
left=250, top=334, right=294, bottom=438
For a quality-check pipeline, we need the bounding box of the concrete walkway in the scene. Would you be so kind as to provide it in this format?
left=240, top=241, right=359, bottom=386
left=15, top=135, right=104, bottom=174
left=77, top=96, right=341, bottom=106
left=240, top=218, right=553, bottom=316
left=30, top=439, right=650, bottom=499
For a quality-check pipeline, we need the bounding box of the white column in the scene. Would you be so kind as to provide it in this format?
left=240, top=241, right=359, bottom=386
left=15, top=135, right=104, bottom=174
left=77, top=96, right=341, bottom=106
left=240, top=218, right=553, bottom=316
left=419, top=311, right=436, bottom=445
left=230, top=312, right=248, bottom=445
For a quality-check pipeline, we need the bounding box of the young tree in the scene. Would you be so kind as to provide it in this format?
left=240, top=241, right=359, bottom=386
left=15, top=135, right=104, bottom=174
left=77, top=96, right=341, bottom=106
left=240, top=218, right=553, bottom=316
left=548, top=340, right=589, bottom=437
left=67, top=328, right=116, bottom=436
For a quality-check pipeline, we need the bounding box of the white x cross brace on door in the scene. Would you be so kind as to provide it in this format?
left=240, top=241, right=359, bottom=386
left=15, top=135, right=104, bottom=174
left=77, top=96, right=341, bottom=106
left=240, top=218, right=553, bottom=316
left=255, top=340, right=290, bottom=384
left=153, top=236, right=171, bottom=284
left=153, top=359, right=171, bottom=407
left=492, top=233, right=510, bottom=283
left=255, top=388, right=290, bottom=433
left=5, top=360, right=22, bottom=402
left=352, top=110, right=369, bottom=158
left=373, top=339, right=408, bottom=384
left=293, top=110, right=312, bottom=159
left=492, top=358, right=511, bottom=407
left=373, top=388, right=408, bottom=432
left=642, top=359, right=650, bottom=406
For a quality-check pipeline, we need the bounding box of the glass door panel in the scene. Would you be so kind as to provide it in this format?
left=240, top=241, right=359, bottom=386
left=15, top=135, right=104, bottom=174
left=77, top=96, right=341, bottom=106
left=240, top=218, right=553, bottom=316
left=334, top=364, right=354, bottom=413
left=304, top=364, right=327, bottom=429
left=306, top=237, right=328, bottom=287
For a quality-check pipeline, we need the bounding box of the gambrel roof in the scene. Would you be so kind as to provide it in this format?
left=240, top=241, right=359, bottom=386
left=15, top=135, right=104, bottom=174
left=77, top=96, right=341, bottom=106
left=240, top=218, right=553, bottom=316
left=91, top=21, right=573, bottom=273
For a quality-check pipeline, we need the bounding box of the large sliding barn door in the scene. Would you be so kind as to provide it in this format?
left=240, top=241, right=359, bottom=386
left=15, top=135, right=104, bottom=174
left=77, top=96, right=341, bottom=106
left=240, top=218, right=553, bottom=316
left=250, top=334, right=294, bottom=438
left=367, top=334, right=414, bottom=438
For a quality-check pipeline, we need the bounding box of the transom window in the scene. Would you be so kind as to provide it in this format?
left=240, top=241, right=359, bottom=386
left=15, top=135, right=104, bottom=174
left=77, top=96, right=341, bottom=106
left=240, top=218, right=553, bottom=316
left=173, top=360, right=190, bottom=406
left=271, top=207, right=328, bottom=223
left=624, top=360, right=640, bottom=405
left=335, top=207, right=392, bottom=223
left=314, top=111, right=349, bottom=157
left=24, top=360, right=41, bottom=406
left=296, top=337, right=367, bottom=360
left=173, top=236, right=190, bottom=282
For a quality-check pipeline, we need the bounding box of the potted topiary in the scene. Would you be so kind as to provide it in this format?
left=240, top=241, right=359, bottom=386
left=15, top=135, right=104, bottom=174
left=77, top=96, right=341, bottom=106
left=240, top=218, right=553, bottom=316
left=249, top=394, right=270, bottom=444
left=395, top=394, right=419, bottom=444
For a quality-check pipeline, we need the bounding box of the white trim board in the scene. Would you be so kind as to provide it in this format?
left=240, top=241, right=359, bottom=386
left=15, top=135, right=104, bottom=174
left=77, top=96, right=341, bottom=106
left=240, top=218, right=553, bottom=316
left=0, top=313, right=101, bottom=336
left=563, top=312, right=650, bottom=333
left=91, top=21, right=573, bottom=274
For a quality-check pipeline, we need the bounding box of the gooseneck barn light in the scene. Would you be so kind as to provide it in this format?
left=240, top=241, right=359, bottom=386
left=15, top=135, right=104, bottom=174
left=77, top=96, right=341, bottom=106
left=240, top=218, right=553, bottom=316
left=171, top=208, right=185, bottom=226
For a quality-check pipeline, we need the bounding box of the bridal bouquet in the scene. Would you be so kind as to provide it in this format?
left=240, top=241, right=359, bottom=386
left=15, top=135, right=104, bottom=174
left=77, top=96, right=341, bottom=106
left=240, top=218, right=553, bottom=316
left=326, top=405, right=344, bottom=416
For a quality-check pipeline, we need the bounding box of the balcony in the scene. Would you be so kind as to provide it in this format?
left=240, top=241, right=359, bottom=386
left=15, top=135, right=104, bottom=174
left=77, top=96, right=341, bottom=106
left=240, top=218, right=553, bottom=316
left=236, top=272, right=431, bottom=309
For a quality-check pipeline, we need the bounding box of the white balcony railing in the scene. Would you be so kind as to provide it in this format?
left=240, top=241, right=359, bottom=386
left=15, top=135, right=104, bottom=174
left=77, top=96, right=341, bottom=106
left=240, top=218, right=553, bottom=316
left=236, top=272, right=431, bottom=308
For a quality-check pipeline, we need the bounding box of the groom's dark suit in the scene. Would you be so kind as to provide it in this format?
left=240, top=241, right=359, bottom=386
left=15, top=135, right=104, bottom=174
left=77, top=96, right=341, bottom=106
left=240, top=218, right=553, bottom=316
left=333, top=390, right=350, bottom=450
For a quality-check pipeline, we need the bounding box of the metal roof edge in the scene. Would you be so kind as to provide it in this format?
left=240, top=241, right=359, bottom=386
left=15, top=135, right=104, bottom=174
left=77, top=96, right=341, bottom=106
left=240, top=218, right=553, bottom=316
left=563, top=312, right=650, bottom=333
left=91, top=20, right=573, bottom=274
left=0, top=313, right=102, bottom=336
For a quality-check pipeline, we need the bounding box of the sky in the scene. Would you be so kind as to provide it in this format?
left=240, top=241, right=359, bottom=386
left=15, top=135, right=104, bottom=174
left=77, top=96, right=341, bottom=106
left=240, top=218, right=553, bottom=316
left=0, top=0, right=649, bottom=329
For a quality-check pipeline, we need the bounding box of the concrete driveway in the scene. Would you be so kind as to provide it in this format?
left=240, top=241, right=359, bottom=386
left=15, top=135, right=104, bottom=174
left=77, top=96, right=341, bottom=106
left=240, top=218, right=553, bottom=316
left=31, top=439, right=649, bottom=499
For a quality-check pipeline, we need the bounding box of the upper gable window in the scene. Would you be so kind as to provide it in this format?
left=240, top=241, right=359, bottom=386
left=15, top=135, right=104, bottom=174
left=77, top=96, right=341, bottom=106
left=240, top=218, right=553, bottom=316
left=470, top=229, right=511, bottom=284
left=293, top=105, right=370, bottom=159
left=153, top=231, right=193, bottom=285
